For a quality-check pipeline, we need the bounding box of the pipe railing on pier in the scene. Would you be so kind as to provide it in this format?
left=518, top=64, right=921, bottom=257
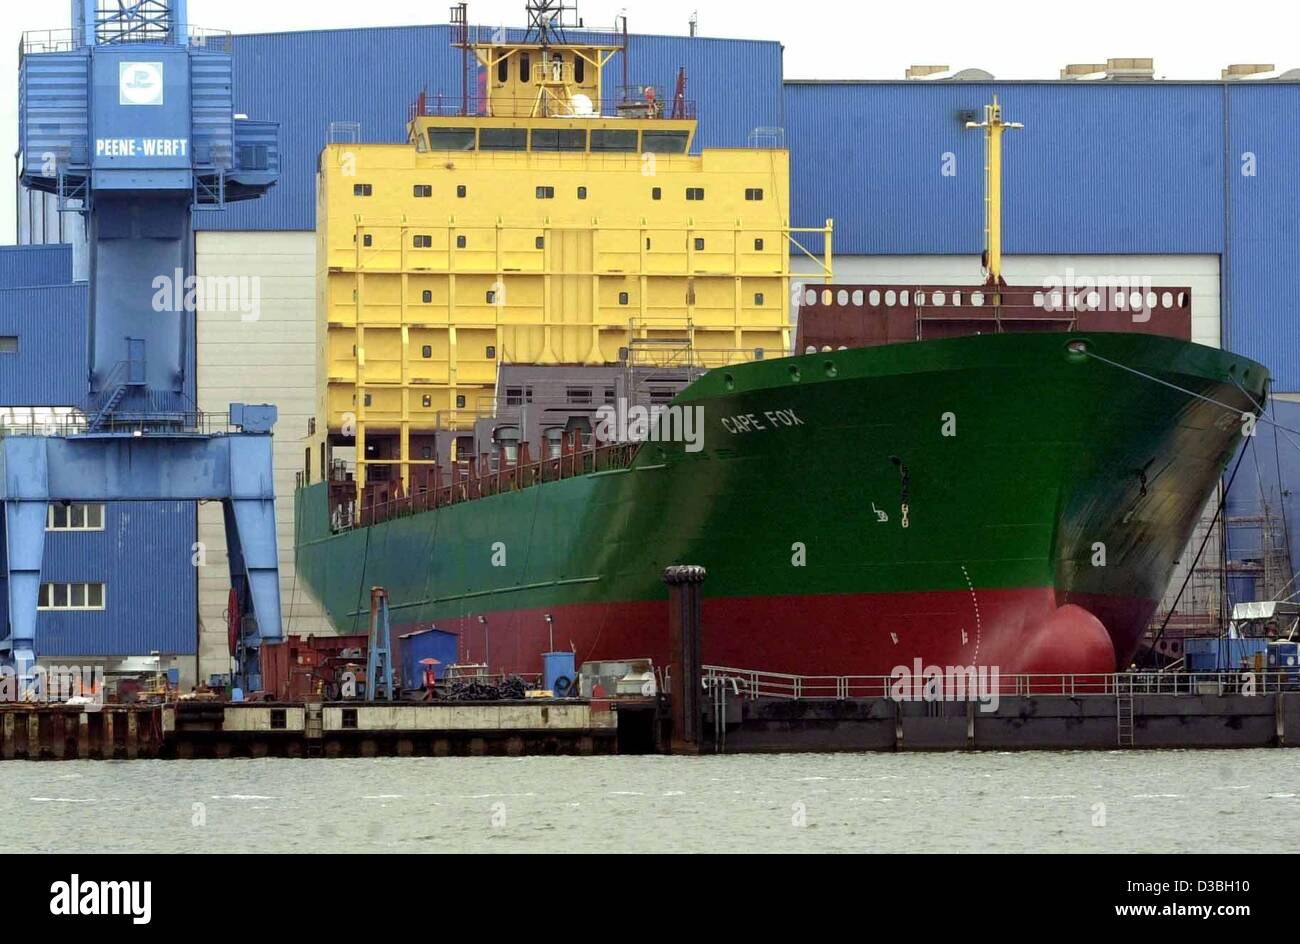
left=702, top=665, right=1300, bottom=699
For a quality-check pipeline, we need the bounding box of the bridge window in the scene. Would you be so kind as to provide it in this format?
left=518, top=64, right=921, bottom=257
left=519, top=53, right=530, bottom=83
left=694, top=238, right=705, bottom=250
left=574, top=56, right=585, bottom=84
left=353, top=183, right=372, bottom=196
left=422, top=290, right=433, bottom=302
left=456, top=395, right=466, bottom=409
left=590, top=129, right=637, bottom=152
left=413, top=184, right=432, bottom=197
left=480, top=128, right=527, bottom=151
left=618, top=292, right=629, bottom=305
left=422, top=395, right=432, bottom=407
left=456, top=184, right=467, bottom=197
left=651, top=187, right=661, bottom=200
left=535, top=236, right=545, bottom=248
left=427, top=128, right=476, bottom=150
left=421, top=345, right=432, bottom=358
left=642, top=131, right=689, bottom=154
left=361, top=234, right=372, bottom=246
left=48, top=503, right=105, bottom=531
left=755, top=293, right=765, bottom=305
left=39, top=582, right=106, bottom=611
left=577, top=186, right=587, bottom=199
left=754, top=238, right=764, bottom=250
left=497, top=56, right=509, bottom=84
left=456, top=235, right=467, bottom=248
left=531, top=128, right=586, bottom=151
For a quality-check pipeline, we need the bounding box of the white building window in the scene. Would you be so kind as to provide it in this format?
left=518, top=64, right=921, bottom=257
left=38, top=583, right=106, bottom=611
left=47, top=503, right=105, bottom=531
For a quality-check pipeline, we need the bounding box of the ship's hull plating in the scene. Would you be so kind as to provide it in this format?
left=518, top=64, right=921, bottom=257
left=294, top=332, right=1267, bottom=678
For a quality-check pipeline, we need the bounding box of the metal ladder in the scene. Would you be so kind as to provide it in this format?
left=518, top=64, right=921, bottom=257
left=1115, top=679, right=1135, bottom=747
left=305, top=701, right=323, bottom=757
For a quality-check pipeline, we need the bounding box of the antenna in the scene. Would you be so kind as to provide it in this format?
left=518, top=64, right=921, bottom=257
left=689, top=11, right=698, bottom=37
left=525, top=0, right=582, bottom=47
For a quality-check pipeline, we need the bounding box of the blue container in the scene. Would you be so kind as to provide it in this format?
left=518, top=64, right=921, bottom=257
left=543, top=651, right=576, bottom=696
left=1184, top=636, right=1270, bottom=671
left=397, top=627, right=459, bottom=688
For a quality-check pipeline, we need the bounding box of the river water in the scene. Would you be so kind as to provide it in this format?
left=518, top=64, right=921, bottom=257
left=2, top=749, right=1296, bottom=853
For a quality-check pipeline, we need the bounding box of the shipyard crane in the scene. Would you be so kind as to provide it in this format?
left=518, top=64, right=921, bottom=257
left=2, top=0, right=283, bottom=690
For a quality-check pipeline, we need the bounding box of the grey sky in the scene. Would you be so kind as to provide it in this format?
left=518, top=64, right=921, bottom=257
left=1, top=0, right=1293, bottom=242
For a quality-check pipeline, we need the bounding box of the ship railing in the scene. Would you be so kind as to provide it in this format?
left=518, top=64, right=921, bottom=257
left=408, top=93, right=696, bottom=121
left=348, top=439, right=641, bottom=530
left=702, top=666, right=1300, bottom=700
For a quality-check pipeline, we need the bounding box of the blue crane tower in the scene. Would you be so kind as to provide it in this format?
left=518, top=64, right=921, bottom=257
left=2, top=0, right=283, bottom=690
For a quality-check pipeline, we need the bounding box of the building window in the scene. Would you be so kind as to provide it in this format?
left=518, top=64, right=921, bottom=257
left=456, top=395, right=467, bottom=409
left=422, top=290, right=433, bottom=303
left=421, top=345, right=432, bottom=358
left=754, top=293, right=765, bottom=306
left=38, top=582, right=106, bottom=611
left=565, top=386, right=592, bottom=405
left=651, top=187, right=661, bottom=200
left=535, top=185, right=555, bottom=199
left=650, top=387, right=674, bottom=404
left=686, top=187, right=704, bottom=201
left=363, top=394, right=372, bottom=406
left=362, top=234, right=372, bottom=247
left=754, top=238, right=764, bottom=250
left=604, top=387, right=615, bottom=404
left=456, top=235, right=467, bottom=248
left=486, top=290, right=497, bottom=304
left=456, top=184, right=467, bottom=198
left=422, top=395, right=432, bottom=407
left=745, top=188, right=764, bottom=201
left=535, top=236, right=545, bottom=249
left=353, top=183, right=372, bottom=196
left=413, top=234, right=432, bottom=248
left=618, top=291, right=629, bottom=305
left=577, top=186, right=587, bottom=199
left=694, top=238, right=705, bottom=250
left=486, top=345, right=496, bottom=359
left=48, top=503, right=105, bottom=531
left=0, top=336, right=16, bottom=354
left=413, top=184, right=432, bottom=197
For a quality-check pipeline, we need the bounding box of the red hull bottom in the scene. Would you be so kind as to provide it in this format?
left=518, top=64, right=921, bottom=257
left=413, top=587, right=1154, bottom=681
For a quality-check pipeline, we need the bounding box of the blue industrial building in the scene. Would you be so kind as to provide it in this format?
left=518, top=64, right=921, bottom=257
left=7, top=19, right=1300, bottom=662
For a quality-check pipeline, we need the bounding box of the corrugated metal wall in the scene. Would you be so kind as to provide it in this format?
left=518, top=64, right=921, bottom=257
left=0, top=283, right=87, bottom=405
left=0, top=244, right=72, bottom=288
left=784, top=81, right=1227, bottom=255
left=198, top=26, right=783, bottom=232
left=35, top=502, right=198, bottom=657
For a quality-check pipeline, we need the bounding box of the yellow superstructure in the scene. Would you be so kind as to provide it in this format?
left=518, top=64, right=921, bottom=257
left=312, top=26, right=831, bottom=492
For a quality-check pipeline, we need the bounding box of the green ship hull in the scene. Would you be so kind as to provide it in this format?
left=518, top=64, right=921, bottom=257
left=293, top=332, right=1267, bottom=678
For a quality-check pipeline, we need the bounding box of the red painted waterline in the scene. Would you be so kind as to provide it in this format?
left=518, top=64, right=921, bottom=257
left=401, top=587, right=1155, bottom=679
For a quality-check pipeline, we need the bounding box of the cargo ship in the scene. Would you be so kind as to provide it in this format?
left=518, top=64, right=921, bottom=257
left=292, top=2, right=1268, bottom=680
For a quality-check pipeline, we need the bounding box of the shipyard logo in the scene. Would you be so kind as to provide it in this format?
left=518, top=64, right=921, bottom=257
left=119, top=61, right=163, bottom=106
left=890, top=659, right=1000, bottom=711
left=50, top=875, right=151, bottom=925
left=151, top=268, right=261, bottom=321
left=0, top=664, right=104, bottom=708
left=1040, top=270, right=1157, bottom=323
left=594, top=398, right=704, bottom=453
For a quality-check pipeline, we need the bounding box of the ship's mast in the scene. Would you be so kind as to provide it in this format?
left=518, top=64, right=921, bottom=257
left=965, top=96, right=1023, bottom=287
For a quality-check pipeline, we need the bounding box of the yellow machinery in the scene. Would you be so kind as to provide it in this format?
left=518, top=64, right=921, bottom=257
left=311, top=2, right=832, bottom=492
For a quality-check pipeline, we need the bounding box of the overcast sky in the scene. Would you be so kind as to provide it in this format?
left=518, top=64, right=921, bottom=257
left=1, top=0, right=1293, bottom=242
